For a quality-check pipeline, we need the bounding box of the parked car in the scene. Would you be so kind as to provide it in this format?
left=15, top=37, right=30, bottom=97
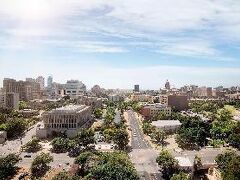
left=24, top=153, right=31, bottom=158
left=133, top=132, right=137, bottom=137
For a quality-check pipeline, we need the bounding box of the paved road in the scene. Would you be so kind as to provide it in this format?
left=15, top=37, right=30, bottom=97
left=0, top=123, right=38, bottom=156
left=127, top=110, right=163, bottom=180
left=127, top=110, right=150, bottom=149
left=18, top=152, right=75, bottom=169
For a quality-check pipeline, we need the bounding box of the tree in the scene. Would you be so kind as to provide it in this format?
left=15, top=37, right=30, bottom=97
left=153, top=129, right=166, bottom=147
left=90, top=152, right=138, bottom=180
left=22, top=137, right=41, bottom=152
left=0, top=154, right=21, bottom=179
left=18, top=101, right=29, bottom=110
left=103, top=128, right=115, bottom=142
left=170, top=172, right=189, bottom=180
left=228, top=121, right=240, bottom=149
left=176, top=117, right=210, bottom=149
left=215, top=151, right=240, bottom=180
left=156, top=150, right=179, bottom=180
left=75, top=151, right=95, bottom=176
left=52, top=171, right=71, bottom=180
left=51, top=137, right=71, bottom=153
left=194, top=155, right=202, bottom=171
left=31, top=152, right=53, bottom=177
left=77, top=128, right=95, bottom=148
left=93, top=108, right=103, bottom=119
left=142, top=122, right=153, bottom=135
left=4, top=118, right=28, bottom=138
left=113, top=128, right=129, bottom=150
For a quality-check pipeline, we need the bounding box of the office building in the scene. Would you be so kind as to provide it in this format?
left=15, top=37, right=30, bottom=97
left=36, top=76, right=45, bottom=90
left=134, top=85, right=140, bottom=92
left=140, top=103, right=171, bottom=119
left=65, top=80, right=86, bottom=97
left=47, top=76, right=53, bottom=89
left=37, top=105, right=92, bottom=138
left=108, top=94, right=123, bottom=102
left=160, top=95, right=188, bottom=111
left=131, top=94, right=153, bottom=103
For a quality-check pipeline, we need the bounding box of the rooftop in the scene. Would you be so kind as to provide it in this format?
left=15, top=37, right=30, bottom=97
left=151, top=120, right=181, bottom=127
left=175, top=157, right=192, bottom=167
left=49, top=105, right=88, bottom=114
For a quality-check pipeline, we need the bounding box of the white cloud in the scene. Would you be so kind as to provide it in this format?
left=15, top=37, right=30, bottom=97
left=75, top=43, right=127, bottom=53
left=0, top=0, right=239, bottom=59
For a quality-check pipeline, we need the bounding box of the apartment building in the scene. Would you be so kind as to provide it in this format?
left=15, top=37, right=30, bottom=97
left=160, top=95, right=188, bottom=111
left=3, top=78, right=41, bottom=101
left=140, top=103, right=171, bottom=119
left=131, top=93, right=154, bottom=103
left=37, top=105, right=92, bottom=138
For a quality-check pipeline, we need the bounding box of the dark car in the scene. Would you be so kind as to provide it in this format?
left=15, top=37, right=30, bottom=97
left=24, top=153, right=31, bottom=158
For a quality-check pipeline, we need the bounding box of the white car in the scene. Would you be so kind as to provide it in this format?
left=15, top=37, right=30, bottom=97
left=133, top=132, right=137, bottom=137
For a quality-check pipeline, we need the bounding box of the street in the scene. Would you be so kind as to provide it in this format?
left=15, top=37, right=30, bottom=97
left=126, top=110, right=163, bottom=180
left=0, top=123, right=38, bottom=156
left=18, top=152, right=75, bottom=169
left=128, top=110, right=150, bottom=149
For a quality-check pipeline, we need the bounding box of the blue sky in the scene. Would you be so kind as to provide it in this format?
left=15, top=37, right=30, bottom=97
left=0, top=0, right=240, bottom=89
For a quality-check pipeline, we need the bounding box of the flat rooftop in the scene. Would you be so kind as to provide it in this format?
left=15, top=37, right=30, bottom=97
left=175, top=157, right=192, bottom=167
left=151, top=120, right=181, bottom=127
left=49, top=105, right=88, bottom=114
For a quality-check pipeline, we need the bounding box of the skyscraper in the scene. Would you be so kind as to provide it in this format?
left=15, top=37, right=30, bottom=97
left=134, top=85, right=140, bottom=92
left=47, top=76, right=53, bottom=88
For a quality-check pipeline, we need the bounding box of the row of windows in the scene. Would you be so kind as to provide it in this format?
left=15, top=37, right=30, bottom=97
left=46, top=123, right=77, bottom=129
left=46, top=119, right=77, bottom=124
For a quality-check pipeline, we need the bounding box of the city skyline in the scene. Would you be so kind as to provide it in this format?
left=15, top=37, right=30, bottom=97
left=0, top=0, right=240, bottom=89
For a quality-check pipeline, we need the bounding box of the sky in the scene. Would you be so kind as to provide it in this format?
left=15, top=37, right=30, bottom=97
left=0, top=0, right=240, bottom=89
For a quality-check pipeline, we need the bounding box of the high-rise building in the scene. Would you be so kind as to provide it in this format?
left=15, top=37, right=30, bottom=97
left=36, top=76, right=45, bottom=90
left=165, top=80, right=170, bottom=90
left=3, top=78, right=41, bottom=101
left=47, top=76, right=53, bottom=88
left=134, top=85, right=140, bottom=92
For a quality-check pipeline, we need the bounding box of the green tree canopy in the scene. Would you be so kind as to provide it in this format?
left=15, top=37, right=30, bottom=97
left=0, top=154, right=21, bottom=179
left=89, top=152, right=138, bottom=180
left=22, top=137, right=41, bottom=152
left=77, top=128, right=95, bottom=148
left=93, top=108, right=103, bottom=119
left=170, top=172, right=189, bottom=180
left=31, top=152, right=53, bottom=177
left=113, top=128, right=129, bottom=150
left=51, top=137, right=71, bottom=153
left=52, top=171, right=71, bottom=180
left=156, top=150, right=179, bottom=180
left=215, top=151, right=240, bottom=180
